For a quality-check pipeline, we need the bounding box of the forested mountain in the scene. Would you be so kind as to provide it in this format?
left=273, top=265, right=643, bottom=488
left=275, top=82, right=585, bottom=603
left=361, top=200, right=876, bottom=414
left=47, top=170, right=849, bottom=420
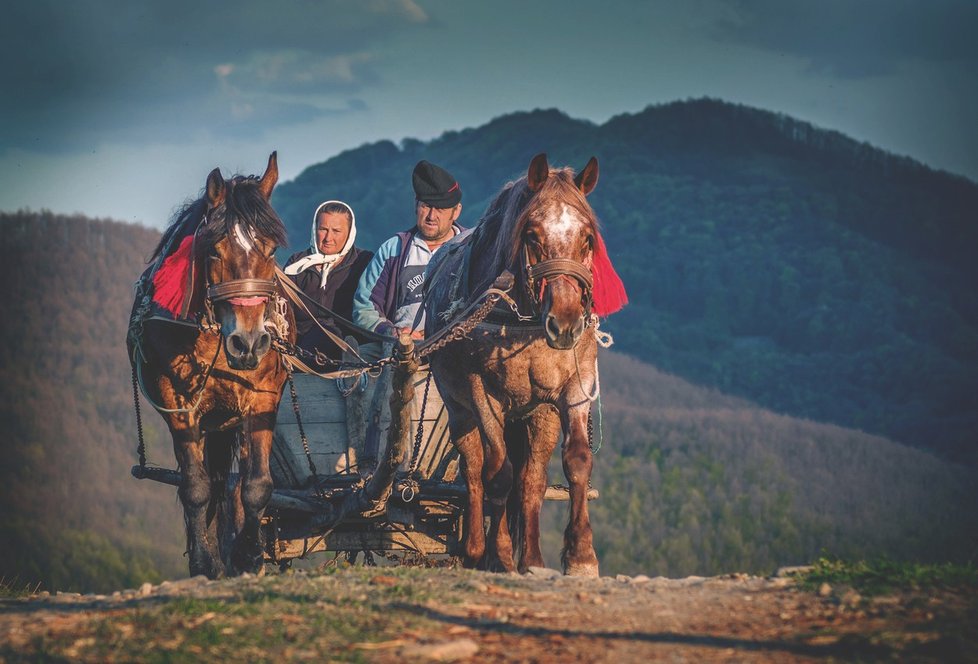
left=0, top=211, right=184, bottom=593
left=1, top=210, right=973, bottom=591
left=274, top=99, right=978, bottom=465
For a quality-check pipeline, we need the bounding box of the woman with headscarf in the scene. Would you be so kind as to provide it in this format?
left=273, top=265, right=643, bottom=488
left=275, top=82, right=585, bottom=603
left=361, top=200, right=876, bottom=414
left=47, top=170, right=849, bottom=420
left=283, top=200, right=373, bottom=361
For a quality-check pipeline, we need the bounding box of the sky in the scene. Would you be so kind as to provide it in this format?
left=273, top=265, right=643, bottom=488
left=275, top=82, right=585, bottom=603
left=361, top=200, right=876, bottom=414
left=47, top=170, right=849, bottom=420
left=1, top=0, right=976, bottom=229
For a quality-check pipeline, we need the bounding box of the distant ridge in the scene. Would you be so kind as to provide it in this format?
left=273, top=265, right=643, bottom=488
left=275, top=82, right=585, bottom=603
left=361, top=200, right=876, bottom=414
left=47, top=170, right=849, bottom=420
left=274, top=98, right=978, bottom=465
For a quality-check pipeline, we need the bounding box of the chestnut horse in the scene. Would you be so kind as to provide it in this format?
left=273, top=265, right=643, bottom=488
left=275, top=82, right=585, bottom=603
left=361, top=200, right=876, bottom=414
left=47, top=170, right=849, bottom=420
left=425, top=153, right=624, bottom=575
left=128, top=153, right=292, bottom=578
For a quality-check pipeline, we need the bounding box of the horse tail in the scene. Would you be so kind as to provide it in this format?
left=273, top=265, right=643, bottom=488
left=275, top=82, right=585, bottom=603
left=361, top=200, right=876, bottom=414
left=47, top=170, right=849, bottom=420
left=504, top=419, right=528, bottom=569
left=204, top=430, right=241, bottom=563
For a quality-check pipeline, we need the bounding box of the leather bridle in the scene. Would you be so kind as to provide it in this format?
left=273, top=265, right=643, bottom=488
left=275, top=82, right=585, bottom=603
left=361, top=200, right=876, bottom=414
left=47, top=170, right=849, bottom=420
left=522, top=244, right=594, bottom=316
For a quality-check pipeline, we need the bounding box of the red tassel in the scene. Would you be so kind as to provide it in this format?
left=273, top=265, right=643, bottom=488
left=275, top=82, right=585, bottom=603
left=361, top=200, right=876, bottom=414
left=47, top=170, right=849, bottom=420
left=591, top=231, right=627, bottom=317
left=152, top=235, right=194, bottom=316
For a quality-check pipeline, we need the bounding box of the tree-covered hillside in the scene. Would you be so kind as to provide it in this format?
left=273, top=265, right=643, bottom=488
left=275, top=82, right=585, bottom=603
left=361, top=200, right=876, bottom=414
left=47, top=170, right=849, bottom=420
left=0, top=210, right=973, bottom=590
left=542, top=353, right=976, bottom=577
left=273, top=99, right=978, bottom=464
left=0, top=211, right=184, bottom=593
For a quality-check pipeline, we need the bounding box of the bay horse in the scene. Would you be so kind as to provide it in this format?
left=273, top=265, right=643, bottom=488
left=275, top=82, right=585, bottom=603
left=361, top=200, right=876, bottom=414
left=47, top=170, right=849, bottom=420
left=425, top=153, right=626, bottom=575
left=128, top=153, right=293, bottom=578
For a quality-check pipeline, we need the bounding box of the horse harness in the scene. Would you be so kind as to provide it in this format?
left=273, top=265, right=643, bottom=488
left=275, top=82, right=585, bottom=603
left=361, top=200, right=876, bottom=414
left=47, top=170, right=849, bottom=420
left=522, top=244, right=594, bottom=318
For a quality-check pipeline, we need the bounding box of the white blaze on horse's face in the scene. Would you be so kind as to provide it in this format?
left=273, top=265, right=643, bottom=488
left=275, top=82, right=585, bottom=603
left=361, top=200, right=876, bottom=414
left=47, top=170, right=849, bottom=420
left=554, top=204, right=590, bottom=254
left=233, top=223, right=257, bottom=254
left=532, top=202, right=593, bottom=350
left=210, top=234, right=275, bottom=371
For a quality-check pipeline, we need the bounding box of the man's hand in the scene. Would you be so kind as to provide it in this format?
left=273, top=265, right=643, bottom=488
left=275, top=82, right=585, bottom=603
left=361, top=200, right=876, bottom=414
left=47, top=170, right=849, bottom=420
left=397, top=326, right=424, bottom=340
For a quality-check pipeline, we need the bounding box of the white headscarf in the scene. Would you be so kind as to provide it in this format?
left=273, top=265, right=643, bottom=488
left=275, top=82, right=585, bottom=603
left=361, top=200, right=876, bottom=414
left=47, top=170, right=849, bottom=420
left=283, top=200, right=357, bottom=289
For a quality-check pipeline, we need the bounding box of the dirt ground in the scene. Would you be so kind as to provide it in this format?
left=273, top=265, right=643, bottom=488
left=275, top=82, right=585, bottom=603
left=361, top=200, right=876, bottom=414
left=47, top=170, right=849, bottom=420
left=1, top=566, right=975, bottom=662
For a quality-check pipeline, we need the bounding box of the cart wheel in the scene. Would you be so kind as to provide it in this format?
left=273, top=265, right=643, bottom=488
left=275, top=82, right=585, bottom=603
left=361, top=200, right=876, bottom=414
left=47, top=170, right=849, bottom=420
left=278, top=559, right=292, bottom=573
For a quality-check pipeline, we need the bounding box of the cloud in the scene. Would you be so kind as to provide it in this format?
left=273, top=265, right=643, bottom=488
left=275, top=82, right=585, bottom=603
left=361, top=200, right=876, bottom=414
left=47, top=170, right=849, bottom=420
left=217, top=50, right=380, bottom=94
left=713, top=0, right=978, bottom=78
left=0, top=0, right=427, bottom=150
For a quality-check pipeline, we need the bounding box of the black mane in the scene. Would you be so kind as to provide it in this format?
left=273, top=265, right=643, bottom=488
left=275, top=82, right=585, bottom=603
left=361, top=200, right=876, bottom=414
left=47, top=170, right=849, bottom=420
left=150, top=175, right=287, bottom=262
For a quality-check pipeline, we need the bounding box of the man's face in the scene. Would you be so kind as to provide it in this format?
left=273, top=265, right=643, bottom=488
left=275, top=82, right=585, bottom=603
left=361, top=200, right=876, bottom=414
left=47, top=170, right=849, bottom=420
left=316, top=211, right=351, bottom=255
left=415, top=201, right=460, bottom=243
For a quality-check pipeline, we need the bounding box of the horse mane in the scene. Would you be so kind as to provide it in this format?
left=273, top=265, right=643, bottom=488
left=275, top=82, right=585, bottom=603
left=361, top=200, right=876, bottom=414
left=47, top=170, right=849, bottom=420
left=150, top=198, right=207, bottom=262
left=197, top=176, right=288, bottom=252
left=476, top=167, right=598, bottom=277
left=149, top=175, right=287, bottom=262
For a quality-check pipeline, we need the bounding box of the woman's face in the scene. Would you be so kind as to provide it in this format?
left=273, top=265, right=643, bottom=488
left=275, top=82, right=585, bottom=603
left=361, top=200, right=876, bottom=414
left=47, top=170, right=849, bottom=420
left=316, top=211, right=351, bottom=255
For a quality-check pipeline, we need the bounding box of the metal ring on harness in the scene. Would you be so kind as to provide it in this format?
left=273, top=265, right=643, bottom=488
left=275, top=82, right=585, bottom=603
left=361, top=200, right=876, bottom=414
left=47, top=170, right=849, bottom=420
left=400, top=483, right=417, bottom=503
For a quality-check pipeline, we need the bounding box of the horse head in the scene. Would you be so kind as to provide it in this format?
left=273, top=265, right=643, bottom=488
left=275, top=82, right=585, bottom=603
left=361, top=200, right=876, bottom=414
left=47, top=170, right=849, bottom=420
left=519, top=153, right=599, bottom=350
left=200, top=152, right=287, bottom=370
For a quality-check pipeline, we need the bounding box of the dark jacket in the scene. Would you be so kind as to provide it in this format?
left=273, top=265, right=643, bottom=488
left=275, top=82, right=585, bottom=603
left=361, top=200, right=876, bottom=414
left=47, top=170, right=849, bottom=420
left=285, top=246, right=373, bottom=360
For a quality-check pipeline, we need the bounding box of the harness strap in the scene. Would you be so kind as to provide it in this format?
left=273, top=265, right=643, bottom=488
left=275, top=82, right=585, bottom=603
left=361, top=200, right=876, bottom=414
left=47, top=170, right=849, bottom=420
left=207, top=278, right=278, bottom=302
left=274, top=266, right=390, bottom=344
left=527, top=257, right=593, bottom=289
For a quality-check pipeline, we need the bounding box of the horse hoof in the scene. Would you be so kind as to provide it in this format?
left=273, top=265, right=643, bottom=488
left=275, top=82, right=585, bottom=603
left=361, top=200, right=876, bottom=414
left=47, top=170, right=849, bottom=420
left=564, top=562, right=599, bottom=577
left=228, top=552, right=264, bottom=577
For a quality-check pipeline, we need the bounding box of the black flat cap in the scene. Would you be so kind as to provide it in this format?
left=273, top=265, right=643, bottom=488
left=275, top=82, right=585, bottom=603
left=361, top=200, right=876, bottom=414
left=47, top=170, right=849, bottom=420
left=413, top=160, right=461, bottom=208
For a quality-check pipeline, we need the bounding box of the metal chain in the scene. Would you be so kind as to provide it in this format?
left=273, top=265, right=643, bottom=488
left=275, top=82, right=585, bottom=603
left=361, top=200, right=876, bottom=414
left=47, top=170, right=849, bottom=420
left=272, top=336, right=395, bottom=375
left=132, top=365, right=147, bottom=470
left=417, top=293, right=501, bottom=359
left=587, top=409, right=594, bottom=452
left=285, top=364, right=327, bottom=500
left=409, top=371, right=433, bottom=474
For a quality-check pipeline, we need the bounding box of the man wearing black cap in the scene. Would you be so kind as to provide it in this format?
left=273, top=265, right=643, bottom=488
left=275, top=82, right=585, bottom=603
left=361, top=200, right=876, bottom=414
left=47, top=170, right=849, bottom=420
left=353, top=160, right=464, bottom=339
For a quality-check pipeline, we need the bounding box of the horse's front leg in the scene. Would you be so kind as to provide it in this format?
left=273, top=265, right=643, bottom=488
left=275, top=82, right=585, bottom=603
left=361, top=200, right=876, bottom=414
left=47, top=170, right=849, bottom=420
left=517, top=407, right=562, bottom=572
left=227, top=409, right=276, bottom=576
left=560, top=405, right=599, bottom=577
left=473, top=392, right=515, bottom=573
left=170, top=419, right=225, bottom=579
left=453, top=427, right=486, bottom=567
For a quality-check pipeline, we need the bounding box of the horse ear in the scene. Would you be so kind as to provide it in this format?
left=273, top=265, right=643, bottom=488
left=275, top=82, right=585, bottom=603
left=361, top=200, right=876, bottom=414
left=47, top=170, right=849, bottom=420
left=574, top=157, right=599, bottom=196
left=258, top=151, right=278, bottom=199
left=527, top=153, right=549, bottom=192
left=206, top=168, right=225, bottom=208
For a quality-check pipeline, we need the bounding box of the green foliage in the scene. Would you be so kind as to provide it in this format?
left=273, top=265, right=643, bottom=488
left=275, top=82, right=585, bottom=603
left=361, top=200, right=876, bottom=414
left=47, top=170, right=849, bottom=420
left=800, top=556, right=978, bottom=595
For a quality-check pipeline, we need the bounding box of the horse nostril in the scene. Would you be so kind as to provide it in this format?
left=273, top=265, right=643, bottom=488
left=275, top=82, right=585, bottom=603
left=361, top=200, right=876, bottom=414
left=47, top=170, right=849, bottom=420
left=573, top=316, right=585, bottom=337
left=229, top=333, right=247, bottom=355
left=545, top=314, right=560, bottom=340
left=255, top=332, right=271, bottom=355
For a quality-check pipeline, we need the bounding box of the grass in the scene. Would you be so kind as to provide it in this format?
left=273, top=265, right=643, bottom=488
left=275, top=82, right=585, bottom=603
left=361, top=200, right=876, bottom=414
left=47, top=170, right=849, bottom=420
left=0, top=575, right=42, bottom=599
left=2, top=567, right=459, bottom=663
left=799, top=556, right=978, bottom=595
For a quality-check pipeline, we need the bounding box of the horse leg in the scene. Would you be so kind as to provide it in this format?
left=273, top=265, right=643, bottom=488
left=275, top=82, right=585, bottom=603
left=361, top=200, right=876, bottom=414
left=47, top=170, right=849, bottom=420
left=171, top=423, right=225, bottom=579
left=482, top=454, right=515, bottom=573
left=560, top=406, right=599, bottom=577
left=470, top=386, right=515, bottom=573
left=228, top=411, right=275, bottom=576
left=516, top=407, right=561, bottom=572
left=453, top=427, right=486, bottom=567
left=204, top=430, right=240, bottom=566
